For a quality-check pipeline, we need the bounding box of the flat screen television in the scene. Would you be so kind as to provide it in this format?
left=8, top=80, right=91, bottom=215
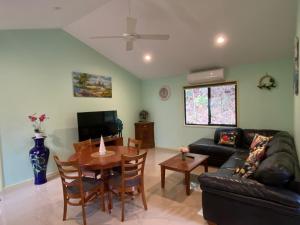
left=77, top=110, right=118, bottom=141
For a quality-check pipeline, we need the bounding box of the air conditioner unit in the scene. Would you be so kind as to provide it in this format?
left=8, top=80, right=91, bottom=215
left=187, top=68, right=224, bottom=85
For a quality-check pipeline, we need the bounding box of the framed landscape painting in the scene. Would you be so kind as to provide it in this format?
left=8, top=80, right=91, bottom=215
left=72, top=72, right=112, bottom=98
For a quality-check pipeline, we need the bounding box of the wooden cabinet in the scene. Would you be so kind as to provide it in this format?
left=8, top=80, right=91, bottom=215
left=135, top=122, right=155, bottom=149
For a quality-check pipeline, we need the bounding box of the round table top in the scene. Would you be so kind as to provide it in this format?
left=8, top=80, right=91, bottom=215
left=68, top=145, right=138, bottom=170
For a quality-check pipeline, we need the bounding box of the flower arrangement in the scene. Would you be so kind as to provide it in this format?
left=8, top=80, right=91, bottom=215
left=179, top=146, right=190, bottom=161
left=28, top=113, right=48, bottom=134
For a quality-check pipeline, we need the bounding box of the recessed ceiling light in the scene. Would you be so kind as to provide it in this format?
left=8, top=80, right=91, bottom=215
left=143, top=54, right=152, bottom=63
left=215, top=34, right=227, bottom=47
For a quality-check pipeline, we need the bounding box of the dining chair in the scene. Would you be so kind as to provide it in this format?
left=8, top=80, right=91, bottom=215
left=127, top=138, right=142, bottom=154
left=73, top=139, right=93, bottom=152
left=54, top=155, right=105, bottom=225
left=73, top=139, right=100, bottom=179
left=112, top=138, right=142, bottom=175
left=109, top=151, right=148, bottom=222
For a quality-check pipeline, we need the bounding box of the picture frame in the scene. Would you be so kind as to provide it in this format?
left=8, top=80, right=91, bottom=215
left=72, top=72, right=112, bottom=98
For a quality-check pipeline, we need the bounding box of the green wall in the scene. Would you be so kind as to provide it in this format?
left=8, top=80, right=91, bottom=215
left=142, top=59, right=294, bottom=148
left=0, top=29, right=141, bottom=187
left=295, top=0, right=300, bottom=158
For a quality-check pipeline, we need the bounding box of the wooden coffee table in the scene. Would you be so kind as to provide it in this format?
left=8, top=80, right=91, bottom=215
left=159, top=153, right=209, bottom=195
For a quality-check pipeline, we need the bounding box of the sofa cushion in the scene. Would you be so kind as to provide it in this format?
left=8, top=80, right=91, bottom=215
left=199, top=172, right=300, bottom=208
left=266, top=131, right=297, bottom=158
left=190, top=138, right=238, bottom=156
left=237, top=146, right=268, bottom=178
left=241, top=129, right=278, bottom=149
left=221, top=151, right=248, bottom=170
left=214, top=128, right=243, bottom=147
left=218, top=131, right=238, bottom=147
left=254, top=152, right=295, bottom=186
left=250, top=134, right=272, bottom=151
left=189, top=138, right=246, bottom=167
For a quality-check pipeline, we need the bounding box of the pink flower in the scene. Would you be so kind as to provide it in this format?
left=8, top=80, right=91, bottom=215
left=27, top=113, right=49, bottom=133
left=39, top=114, right=46, bottom=122
left=180, top=147, right=190, bottom=153
left=28, top=115, right=37, bottom=122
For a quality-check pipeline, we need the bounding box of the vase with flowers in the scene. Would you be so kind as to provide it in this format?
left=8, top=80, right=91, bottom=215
left=28, top=113, right=50, bottom=185
left=179, top=146, right=190, bottom=161
left=28, top=113, right=48, bottom=138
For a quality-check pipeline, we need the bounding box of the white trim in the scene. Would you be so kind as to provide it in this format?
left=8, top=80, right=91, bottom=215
left=2, top=171, right=58, bottom=193
left=154, top=147, right=179, bottom=152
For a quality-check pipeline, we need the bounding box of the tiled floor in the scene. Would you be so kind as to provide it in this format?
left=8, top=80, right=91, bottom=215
left=0, top=148, right=211, bottom=225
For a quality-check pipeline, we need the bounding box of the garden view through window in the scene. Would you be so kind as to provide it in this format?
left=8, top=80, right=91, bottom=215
left=184, top=82, right=237, bottom=126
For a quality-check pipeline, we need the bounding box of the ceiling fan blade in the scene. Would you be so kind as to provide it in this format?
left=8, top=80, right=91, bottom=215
left=127, top=17, right=137, bottom=34
left=90, top=35, right=124, bottom=39
left=126, top=40, right=134, bottom=51
left=137, top=34, right=170, bottom=40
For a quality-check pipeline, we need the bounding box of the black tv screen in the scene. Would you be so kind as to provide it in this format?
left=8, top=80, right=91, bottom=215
left=77, top=110, right=118, bottom=141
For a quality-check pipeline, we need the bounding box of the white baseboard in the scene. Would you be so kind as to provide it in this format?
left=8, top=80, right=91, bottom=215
left=154, top=146, right=179, bottom=151
left=2, top=171, right=59, bottom=193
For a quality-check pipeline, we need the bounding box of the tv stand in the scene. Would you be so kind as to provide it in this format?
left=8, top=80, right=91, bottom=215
left=92, top=136, right=123, bottom=146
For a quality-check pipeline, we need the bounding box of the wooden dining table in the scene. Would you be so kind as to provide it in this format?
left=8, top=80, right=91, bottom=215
left=69, top=145, right=139, bottom=170
left=68, top=145, right=139, bottom=211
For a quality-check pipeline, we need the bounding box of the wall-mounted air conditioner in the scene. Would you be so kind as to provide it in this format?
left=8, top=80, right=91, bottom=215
left=187, top=68, right=224, bottom=85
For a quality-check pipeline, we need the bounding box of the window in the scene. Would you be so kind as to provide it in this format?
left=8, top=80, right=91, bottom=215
left=184, top=82, right=237, bottom=126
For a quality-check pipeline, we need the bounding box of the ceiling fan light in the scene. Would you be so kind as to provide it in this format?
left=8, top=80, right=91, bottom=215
left=143, top=54, right=152, bottom=63
left=215, top=34, right=227, bottom=47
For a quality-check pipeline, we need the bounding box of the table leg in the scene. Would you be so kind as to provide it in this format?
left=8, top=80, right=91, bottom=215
left=161, top=166, right=165, bottom=189
left=185, top=172, right=190, bottom=195
left=101, top=169, right=112, bottom=211
left=204, top=159, right=208, bottom=172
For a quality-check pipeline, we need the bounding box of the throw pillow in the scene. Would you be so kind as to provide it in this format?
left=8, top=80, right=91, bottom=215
left=250, top=134, right=272, bottom=151
left=218, top=131, right=237, bottom=147
left=236, top=134, right=272, bottom=178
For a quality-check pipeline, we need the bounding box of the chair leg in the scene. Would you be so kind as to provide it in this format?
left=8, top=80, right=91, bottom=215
left=101, top=192, right=105, bottom=212
left=108, top=190, right=112, bottom=214
left=140, top=184, right=148, bottom=210
left=82, top=204, right=87, bottom=225
left=63, top=199, right=68, bottom=221
left=121, top=191, right=125, bottom=222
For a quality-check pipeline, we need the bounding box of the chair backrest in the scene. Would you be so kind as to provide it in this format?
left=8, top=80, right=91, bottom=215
left=127, top=138, right=142, bottom=154
left=54, top=155, right=84, bottom=200
left=73, top=139, right=92, bottom=152
left=121, top=151, right=147, bottom=188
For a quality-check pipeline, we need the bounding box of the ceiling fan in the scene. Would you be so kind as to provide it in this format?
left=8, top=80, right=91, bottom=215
left=90, top=0, right=170, bottom=51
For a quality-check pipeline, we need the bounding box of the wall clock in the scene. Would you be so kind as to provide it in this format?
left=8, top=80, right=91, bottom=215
left=159, top=85, right=171, bottom=101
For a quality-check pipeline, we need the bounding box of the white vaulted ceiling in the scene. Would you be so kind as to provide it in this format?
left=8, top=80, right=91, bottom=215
left=0, top=0, right=297, bottom=79
left=0, top=0, right=111, bottom=29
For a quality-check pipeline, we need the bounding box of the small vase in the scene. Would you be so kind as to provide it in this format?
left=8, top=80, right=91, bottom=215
left=34, top=132, right=44, bottom=139
left=29, top=137, right=50, bottom=185
left=181, top=152, right=186, bottom=161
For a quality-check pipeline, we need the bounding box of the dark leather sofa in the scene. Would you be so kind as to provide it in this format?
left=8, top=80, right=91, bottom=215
left=189, top=128, right=300, bottom=225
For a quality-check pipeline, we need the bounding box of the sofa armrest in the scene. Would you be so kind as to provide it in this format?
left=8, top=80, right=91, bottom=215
left=199, top=171, right=300, bottom=208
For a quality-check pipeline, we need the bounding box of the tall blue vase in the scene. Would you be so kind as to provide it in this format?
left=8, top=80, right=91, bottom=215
left=29, top=137, right=50, bottom=185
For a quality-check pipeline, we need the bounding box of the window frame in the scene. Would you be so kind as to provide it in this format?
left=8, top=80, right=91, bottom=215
left=183, top=81, right=238, bottom=127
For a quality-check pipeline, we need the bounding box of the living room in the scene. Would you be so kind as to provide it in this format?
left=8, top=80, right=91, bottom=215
left=0, top=0, right=300, bottom=225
